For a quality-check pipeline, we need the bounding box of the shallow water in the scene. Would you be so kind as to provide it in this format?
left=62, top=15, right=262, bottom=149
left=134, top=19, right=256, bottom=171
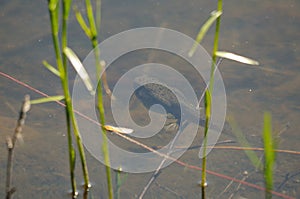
left=0, top=0, right=299, bottom=198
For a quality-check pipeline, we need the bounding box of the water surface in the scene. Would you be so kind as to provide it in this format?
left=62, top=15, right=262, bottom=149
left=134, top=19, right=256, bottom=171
left=0, top=0, right=299, bottom=198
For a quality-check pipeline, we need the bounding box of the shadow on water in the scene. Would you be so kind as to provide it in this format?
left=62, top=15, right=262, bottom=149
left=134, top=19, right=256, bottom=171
left=0, top=0, right=299, bottom=198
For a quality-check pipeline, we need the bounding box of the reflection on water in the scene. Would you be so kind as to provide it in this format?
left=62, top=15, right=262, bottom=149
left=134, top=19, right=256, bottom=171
left=0, top=0, right=299, bottom=198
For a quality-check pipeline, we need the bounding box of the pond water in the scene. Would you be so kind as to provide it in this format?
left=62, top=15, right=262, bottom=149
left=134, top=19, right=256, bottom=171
left=0, top=0, right=299, bottom=198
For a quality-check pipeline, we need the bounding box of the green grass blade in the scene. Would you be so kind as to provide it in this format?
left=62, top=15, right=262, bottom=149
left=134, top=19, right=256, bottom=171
left=78, top=0, right=114, bottom=197
left=30, top=95, right=65, bottom=105
left=201, top=90, right=212, bottom=184
left=63, top=0, right=72, bottom=17
left=48, top=0, right=59, bottom=36
left=48, top=0, right=64, bottom=79
left=82, top=0, right=114, bottom=198
left=74, top=6, right=92, bottom=39
left=215, top=51, right=259, bottom=65
left=48, top=0, right=78, bottom=195
left=85, top=0, right=97, bottom=38
left=96, top=0, right=101, bottom=31
left=42, top=60, right=61, bottom=77
left=188, top=10, right=222, bottom=57
left=263, top=112, right=274, bottom=199
left=48, top=0, right=60, bottom=42
left=48, top=0, right=59, bottom=10
left=200, top=3, right=222, bottom=199
left=63, top=47, right=95, bottom=94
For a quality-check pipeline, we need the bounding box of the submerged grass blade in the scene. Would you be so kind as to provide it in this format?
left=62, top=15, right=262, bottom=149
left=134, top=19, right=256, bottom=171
left=227, top=115, right=263, bottom=171
left=188, top=10, right=222, bottom=57
left=215, top=51, right=259, bottom=65
left=115, top=168, right=128, bottom=199
left=263, top=112, right=275, bottom=199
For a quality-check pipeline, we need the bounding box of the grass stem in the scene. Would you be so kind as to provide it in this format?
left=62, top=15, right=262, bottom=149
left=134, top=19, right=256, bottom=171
left=201, top=1, right=222, bottom=198
left=81, top=0, right=114, bottom=197
left=48, top=0, right=92, bottom=196
left=263, top=112, right=275, bottom=199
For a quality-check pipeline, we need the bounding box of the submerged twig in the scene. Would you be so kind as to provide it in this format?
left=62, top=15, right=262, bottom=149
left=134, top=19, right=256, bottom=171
left=154, top=182, right=184, bottom=199
left=138, top=123, right=185, bottom=198
left=228, top=171, right=251, bottom=199
left=5, top=95, right=30, bottom=199
left=277, top=171, right=300, bottom=191
left=99, top=60, right=114, bottom=100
